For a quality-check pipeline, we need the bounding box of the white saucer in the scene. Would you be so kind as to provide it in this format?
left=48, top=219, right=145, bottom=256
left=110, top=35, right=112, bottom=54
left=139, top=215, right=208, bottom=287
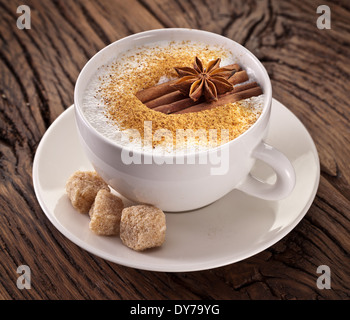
left=33, top=99, right=320, bottom=272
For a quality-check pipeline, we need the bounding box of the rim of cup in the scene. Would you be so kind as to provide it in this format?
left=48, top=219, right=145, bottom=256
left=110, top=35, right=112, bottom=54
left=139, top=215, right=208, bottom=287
left=74, top=28, right=272, bottom=159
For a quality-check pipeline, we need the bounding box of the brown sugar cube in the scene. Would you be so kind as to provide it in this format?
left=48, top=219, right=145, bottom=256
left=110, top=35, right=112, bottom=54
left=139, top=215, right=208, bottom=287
left=89, top=189, right=124, bottom=236
left=120, top=205, right=166, bottom=251
left=65, top=171, right=109, bottom=213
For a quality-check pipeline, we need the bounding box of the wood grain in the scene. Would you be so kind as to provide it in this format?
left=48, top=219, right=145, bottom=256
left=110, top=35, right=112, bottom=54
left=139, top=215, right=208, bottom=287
left=1, top=0, right=349, bottom=300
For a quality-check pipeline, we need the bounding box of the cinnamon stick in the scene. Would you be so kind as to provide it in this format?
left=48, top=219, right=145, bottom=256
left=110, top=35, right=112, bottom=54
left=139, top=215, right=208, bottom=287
left=174, top=86, right=263, bottom=114
left=228, top=70, right=249, bottom=85
left=136, top=79, right=178, bottom=103
left=153, top=97, right=202, bottom=114
left=136, top=63, right=241, bottom=103
left=147, top=70, right=249, bottom=112
left=153, top=81, right=259, bottom=115
left=145, top=91, right=187, bottom=109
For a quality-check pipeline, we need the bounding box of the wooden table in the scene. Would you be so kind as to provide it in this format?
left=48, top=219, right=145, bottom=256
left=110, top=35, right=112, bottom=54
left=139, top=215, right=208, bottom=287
left=1, top=0, right=349, bottom=300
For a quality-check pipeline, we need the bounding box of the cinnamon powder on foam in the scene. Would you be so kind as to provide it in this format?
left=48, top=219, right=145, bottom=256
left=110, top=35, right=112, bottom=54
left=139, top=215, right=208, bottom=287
left=96, top=41, right=262, bottom=149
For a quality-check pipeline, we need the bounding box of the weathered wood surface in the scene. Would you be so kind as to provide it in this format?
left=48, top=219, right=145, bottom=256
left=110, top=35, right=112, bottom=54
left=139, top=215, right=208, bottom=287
left=0, top=0, right=349, bottom=300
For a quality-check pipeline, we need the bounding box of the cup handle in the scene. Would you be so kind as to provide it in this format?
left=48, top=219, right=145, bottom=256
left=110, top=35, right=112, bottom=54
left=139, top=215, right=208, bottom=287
left=237, top=141, right=296, bottom=201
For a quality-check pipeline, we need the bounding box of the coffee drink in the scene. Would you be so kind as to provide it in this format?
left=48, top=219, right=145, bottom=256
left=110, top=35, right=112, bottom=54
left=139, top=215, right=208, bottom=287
left=82, top=40, right=264, bottom=155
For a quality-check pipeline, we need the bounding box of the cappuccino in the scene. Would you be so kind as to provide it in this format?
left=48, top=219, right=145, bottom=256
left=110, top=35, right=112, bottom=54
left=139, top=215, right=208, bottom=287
left=82, top=40, right=264, bottom=155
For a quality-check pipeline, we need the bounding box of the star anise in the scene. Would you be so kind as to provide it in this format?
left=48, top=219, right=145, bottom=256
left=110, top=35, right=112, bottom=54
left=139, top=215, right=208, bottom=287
left=171, top=57, right=235, bottom=102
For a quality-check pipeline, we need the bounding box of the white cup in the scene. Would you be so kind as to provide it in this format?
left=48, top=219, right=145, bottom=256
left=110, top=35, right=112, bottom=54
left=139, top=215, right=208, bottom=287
left=74, top=28, right=295, bottom=212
